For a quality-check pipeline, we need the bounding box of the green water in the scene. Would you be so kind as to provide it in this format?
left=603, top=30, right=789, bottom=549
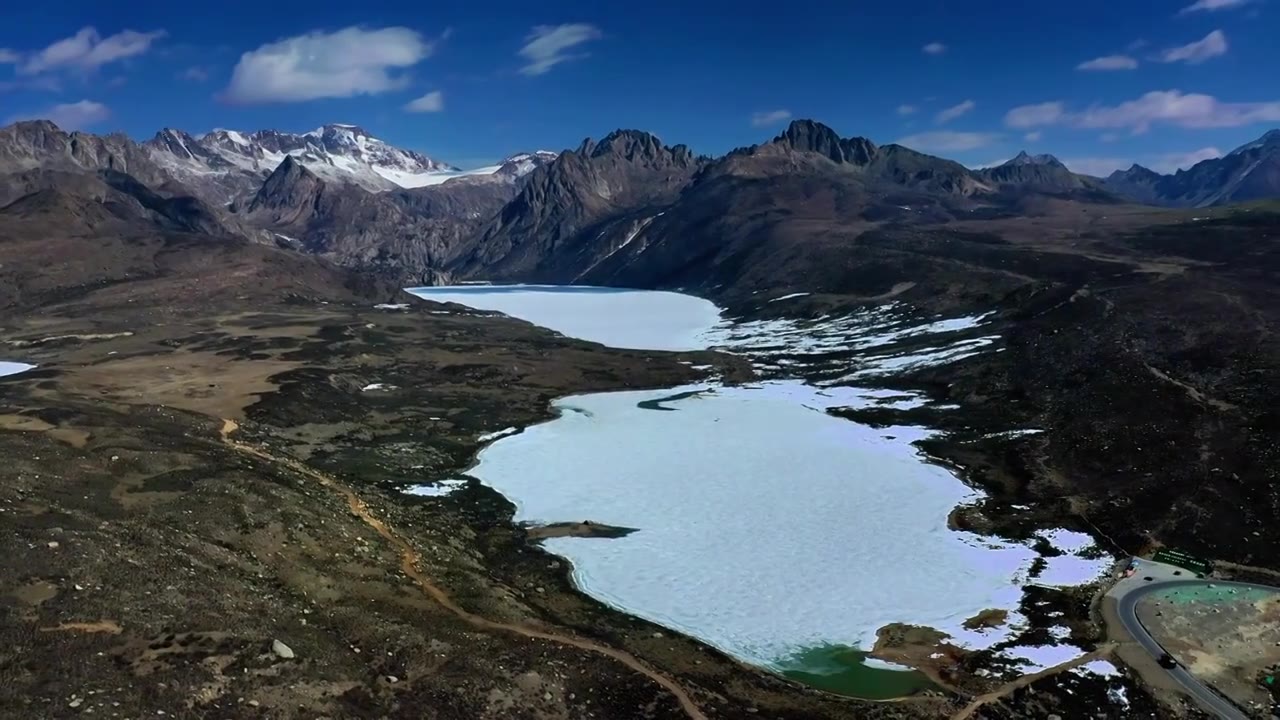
left=777, top=644, right=936, bottom=699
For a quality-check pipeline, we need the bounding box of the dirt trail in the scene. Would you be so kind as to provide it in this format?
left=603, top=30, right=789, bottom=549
left=218, top=419, right=708, bottom=720
left=949, top=645, right=1115, bottom=720
left=40, top=620, right=123, bottom=634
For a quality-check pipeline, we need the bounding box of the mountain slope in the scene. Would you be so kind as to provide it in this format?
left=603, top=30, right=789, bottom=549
left=0, top=168, right=393, bottom=311
left=717, top=120, right=991, bottom=198
left=449, top=120, right=1015, bottom=285
left=0, top=120, right=186, bottom=195
left=1104, top=129, right=1280, bottom=207
left=978, top=151, right=1101, bottom=194
left=244, top=156, right=516, bottom=283
left=449, top=130, right=704, bottom=280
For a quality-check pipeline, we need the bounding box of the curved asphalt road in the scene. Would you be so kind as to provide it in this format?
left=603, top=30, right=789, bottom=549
left=1115, top=577, right=1278, bottom=720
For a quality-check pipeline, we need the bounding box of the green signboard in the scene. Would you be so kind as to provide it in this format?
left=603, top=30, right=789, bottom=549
left=1152, top=548, right=1212, bottom=575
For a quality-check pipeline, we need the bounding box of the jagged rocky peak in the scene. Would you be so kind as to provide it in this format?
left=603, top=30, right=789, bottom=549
left=1005, top=150, right=1065, bottom=167
left=577, top=130, right=696, bottom=166
left=146, top=128, right=205, bottom=160
left=1108, top=164, right=1162, bottom=182
left=771, top=119, right=877, bottom=165
left=0, top=119, right=176, bottom=191
left=251, top=155, right=320, bottom=204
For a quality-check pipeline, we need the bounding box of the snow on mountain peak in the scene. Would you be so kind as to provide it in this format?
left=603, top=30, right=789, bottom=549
left=144, top=124, right=462, bottom=195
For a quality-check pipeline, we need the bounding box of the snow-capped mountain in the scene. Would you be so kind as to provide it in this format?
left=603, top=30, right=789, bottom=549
left=437, top=151, right=561, bottom=188
left=143, top=124, right=480, bottom=203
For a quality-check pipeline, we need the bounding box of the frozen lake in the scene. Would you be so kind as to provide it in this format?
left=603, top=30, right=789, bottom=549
left=405, top=285, right=1106, bottom=696
left=408, top=285, right=722, bottom=351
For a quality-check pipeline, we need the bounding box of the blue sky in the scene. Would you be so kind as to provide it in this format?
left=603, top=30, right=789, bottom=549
left=2, top=0, right=1278, bottom=174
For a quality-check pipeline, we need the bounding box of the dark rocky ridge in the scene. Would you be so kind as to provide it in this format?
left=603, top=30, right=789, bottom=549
left=0, top=120, right=186, bottom=196
left=449, top=129, right=705, bottom=280
left=978, top=151, right=1101, bottom=194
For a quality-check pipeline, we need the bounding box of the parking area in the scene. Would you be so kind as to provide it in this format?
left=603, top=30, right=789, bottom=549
left=1136, top=582, right=1280, bottom=716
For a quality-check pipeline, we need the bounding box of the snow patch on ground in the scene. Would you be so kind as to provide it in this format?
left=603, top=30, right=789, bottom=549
left=1033, top=529, right=1113, bottom=587
left=374, top=303, right=410, bottom=310
left=1075, top=659, right=1121, bottom=678
left=477, top=427, right=519, bottom=443
left=768, top=292, right=811, bottom=303
left=0, top=361, right=35, bottom=377
left=1004, top=643, right=1088, bottom=672
left=361, top=383, right=396, bottom=392
left=403, top=478, right=468, bottom=497
left=861, top=657, right=915, bottom=671
left=947, top=610, right=1030, bottom=651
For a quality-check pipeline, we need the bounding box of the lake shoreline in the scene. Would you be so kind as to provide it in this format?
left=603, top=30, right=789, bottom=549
left=406, top=284, right=1118, bottom=702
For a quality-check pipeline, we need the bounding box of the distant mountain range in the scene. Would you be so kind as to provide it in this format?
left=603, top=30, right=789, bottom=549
left=1103, top=130, right=1280, bottom=208
left=2, top=117, right=1280, bottom=287
left=143, top=123, right=557, bottom=205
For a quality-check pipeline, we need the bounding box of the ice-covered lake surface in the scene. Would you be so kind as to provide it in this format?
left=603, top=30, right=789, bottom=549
left=0, top=361, right=35, bottom=377
left=408, top=285, right=722, bottom=352
left=402, top=285, right=1108, bottom=695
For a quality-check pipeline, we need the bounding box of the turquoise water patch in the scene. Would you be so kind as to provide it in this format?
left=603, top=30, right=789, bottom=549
left=777, top=644, right=935, bottom=699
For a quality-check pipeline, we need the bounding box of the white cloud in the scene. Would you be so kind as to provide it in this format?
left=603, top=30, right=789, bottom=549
left=1004, top=101, right=1066, bottom=129
left=1077, top=90, right=1280, bottom=131
left=1062, top=157, right=1131, bottom=177
left=1150, top=147, right=1223, bottom=173
left=1007, top=91, right=1280, bottom=133
left=1180, top=0, right=1250, bottom=13
left=936, top=99, right=975, bottom=124
left=922, top=42, right=947, bottom=55
left=1077, top=55, right=1139, bottom=71
left=894, top=131, right=1000, bottom=152
left=18, top=27, right=165, bottom=75
left=896, top=104, right=917, bottom=116
left=1157, top=30, right=1228, bottom=64
left=223, top=26, right=432, bottom=104
left=9, top=99, right=111, bottom=130
left=1024, top=131, right=1042, bottom=142
left=0, top=49, right=18, bottom=64
left=179, top=66, right=209, bottom=82
left=750, top=109, right=792, bottom=127
left=405, top=90, right=444, bottom=113
left=518, top=23, right=602, bottom=76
